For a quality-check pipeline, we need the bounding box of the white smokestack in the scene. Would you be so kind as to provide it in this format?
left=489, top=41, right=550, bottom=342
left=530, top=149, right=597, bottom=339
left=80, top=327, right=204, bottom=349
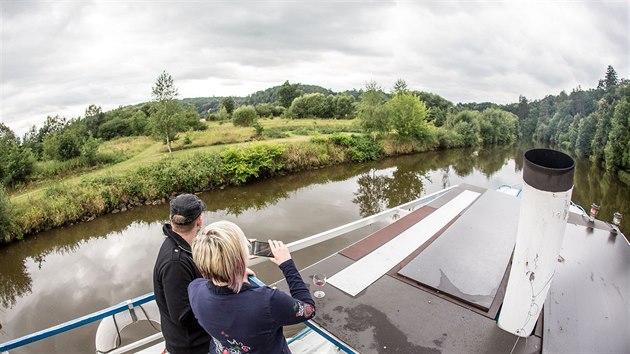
left=497, top=149, right=575, bottom=337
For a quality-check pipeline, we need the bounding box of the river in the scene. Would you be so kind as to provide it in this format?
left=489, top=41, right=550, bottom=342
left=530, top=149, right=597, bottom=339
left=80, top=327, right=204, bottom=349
left=1, top=145, right=628, bottom=353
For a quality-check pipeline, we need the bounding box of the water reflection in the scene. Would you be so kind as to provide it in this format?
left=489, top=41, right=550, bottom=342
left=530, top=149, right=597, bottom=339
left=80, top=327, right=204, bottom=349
left=1, top=144, right=628, bottom=353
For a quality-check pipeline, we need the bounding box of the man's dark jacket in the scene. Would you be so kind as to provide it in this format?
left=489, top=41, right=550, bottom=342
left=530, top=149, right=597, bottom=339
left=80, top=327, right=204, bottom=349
left=153, top=224, right=211, bottom=354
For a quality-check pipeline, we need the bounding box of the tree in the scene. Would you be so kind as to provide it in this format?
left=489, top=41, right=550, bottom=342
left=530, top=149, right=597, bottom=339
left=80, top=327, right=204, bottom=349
left=152, top=71, right=178, bottom=101
left=447, top=111, right=480, bottom=147
left=357, top=81, right=390, bottom=139
left=221, top=97, right=236, bottom=115
left=288, top=93, right=330, bottom=118
left=232, top=106, right=258, bottom=127
left=575, top=113, right=597, bottom=157
left=478, top=108, right=517, bottom=145
left=604, top=97, right=630, bottom=171
left=388, top=91, right=429, bottom=141
left=604, top=65, right=618, bottom=90
left=0, top=123, right=35, bottom=187
left=84, top=104, right=105, bottom=137
left=332, top=94, right=356, bottom=119
left=149, top=71, right=184, bottom=153
left=392, top=78, right=409, bottom=96
left=278, top=80, right=301, bottom=108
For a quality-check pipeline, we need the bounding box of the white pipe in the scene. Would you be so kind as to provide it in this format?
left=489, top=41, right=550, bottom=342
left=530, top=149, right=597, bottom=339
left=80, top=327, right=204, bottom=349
left=498, top=149, right=575, bottom=337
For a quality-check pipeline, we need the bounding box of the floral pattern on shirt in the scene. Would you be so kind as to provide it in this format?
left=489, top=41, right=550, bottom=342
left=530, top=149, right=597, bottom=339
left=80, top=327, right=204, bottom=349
left=293, top=301, right=315, bottom=318
left=213, top=337, right=251, bottom=354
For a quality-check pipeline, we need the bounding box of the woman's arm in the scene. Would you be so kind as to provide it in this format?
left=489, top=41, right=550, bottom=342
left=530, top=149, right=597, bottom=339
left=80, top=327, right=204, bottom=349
left=269, top=260, right=316, bottom=326
left=267, top=240, right=316, bottom=325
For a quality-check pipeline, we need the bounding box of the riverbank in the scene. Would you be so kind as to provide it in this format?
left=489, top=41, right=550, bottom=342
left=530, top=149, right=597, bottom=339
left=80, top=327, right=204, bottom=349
left=1, top=133, right=434, bottom=245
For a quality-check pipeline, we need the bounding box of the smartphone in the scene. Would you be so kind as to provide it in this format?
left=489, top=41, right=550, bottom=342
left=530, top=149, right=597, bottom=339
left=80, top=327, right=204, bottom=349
left=251, top=240, right=273, bottom=257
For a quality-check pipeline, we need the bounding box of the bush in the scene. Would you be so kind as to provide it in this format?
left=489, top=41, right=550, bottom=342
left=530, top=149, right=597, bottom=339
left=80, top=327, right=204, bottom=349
left=232, top=106, right=258, bottom=127
left=0, top=187, right=13, bottom=242
left=220, top=143, right=286, bottom=184
left=329, top=133, right=383, bottom=162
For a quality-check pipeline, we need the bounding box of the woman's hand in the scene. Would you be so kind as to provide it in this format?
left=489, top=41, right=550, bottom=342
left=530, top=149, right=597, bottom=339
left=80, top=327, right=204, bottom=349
left=243, top=267, right=257, bottom=284
left=268, top=239, right=291, bottom=265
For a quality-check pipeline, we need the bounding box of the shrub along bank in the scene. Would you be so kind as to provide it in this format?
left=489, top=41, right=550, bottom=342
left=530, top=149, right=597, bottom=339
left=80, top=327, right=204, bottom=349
left=1, top=131, right=447, bottom=244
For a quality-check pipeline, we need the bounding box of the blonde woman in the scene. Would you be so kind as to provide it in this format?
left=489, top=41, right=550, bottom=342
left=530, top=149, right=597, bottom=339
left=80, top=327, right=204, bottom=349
left=188, top=221, right=315, bottom=354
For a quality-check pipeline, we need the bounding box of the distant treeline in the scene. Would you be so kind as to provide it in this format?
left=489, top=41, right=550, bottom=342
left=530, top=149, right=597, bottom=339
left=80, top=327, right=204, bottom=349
left=502, top=65, right=630, bottom=184
left=0, top=66, right=627, bottom=192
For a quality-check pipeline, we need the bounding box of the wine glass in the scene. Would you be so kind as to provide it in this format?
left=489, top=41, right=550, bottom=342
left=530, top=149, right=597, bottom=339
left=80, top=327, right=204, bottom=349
left=312, top=274, right=327, bottom=298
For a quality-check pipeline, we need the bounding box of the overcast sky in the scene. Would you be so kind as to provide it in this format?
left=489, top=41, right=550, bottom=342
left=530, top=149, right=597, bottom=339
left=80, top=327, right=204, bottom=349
left=1, top=0, right=628, bottom=136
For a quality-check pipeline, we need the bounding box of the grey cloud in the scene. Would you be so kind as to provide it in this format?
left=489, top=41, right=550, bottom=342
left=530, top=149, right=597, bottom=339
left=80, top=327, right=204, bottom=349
left=1, top=1, right=627, bottom=134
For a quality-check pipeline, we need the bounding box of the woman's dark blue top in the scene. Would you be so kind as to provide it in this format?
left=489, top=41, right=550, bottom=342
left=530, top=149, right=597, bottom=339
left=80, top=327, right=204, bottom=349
left=188, top=259, right=316, bottom=354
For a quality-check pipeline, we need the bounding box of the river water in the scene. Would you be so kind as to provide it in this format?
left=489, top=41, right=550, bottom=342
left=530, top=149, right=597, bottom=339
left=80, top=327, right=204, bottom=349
left=1, top=145, right=628, bottom=353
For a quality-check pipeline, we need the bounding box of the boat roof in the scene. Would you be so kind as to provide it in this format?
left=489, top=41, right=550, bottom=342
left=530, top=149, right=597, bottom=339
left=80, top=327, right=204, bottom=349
left=285, top=184, right=629, bottom=353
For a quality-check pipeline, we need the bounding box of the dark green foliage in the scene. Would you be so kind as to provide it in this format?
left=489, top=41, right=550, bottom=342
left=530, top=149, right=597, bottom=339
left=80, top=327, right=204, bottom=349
left=478, top=108, right=518, bottom=145
left=332, top=94, right=356, bottom=119
left=0, top=123, right=36, bottom=187
left=415, top=91, right=454, bottom=127
left=357, top=82, right=390, bottom=138
left=183, top=105, right=207, bottom=131
left=329, top=133, right=384, bottom=162
left=288, top=93, right=331, bottom=118
left=0, top=186, right=13, bottom=242
left=220, top=144, right=286, bottom=184
left=447, top=111, right=480, bottom=147
left=221, top=97, right=236, bottom=115
left=604, top=97, right=630, bottom=171
left=278, top=80, right=302, bottom=108
left=253, top=121, right=264, bottom=136
left=262, top=129, right=290, bottom=139
left=232, top=106, right=258, bottom=127
left=388, top=92, right=430, bottom=141
left=255, top=103, right=274, bottom=117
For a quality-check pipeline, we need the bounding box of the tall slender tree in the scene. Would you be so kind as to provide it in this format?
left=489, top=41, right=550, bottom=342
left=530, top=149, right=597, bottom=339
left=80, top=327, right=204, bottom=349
left=149, top=71, right=184, bottom=153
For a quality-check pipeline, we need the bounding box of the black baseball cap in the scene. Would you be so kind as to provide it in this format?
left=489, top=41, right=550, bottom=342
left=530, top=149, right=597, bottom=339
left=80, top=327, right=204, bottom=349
left=170, top=194, right=206, bottom=225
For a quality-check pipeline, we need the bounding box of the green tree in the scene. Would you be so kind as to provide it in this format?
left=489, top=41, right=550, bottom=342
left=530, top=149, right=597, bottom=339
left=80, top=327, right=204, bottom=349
left=591, top=99, right=613, bottom=161
left=232, top=106, right=258, bottom=127
left=575, top=113, right=597, bottom=157
left=84, top=104, right=105, bottom=137
left=278, top=80, right=301, bottom=108
left=149, top=71, right=184, bottom=153
left=357, top=81, right=390, bottom=139
left=255, top=103, right=274, bottom=117
left=447, top=111, right=480, bottom=147
left=288, top=93, right=330, bottom=118
left=221, top=97, right=236, bottom=115
left=604, top=65, right=618, bottom=90
left=332, top=94, right=356, bottom=119
left=0, top=123, right=35, bottom=187
left=0, top=186, right=12, bottom=242
left=392, top=78, right=409, bottom=96
left=604, top=97, right=630, bottom=170
left=415, top=91, right=453, bottom=127
left=478, top=108, right=517, bottom=145
left=388, top=91, right=429, bottom=141
left=183, top=104, right=206, bottom=131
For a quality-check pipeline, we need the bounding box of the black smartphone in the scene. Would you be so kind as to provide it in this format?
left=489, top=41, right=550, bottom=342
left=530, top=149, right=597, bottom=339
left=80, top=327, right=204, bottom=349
left=251, top=240, right=273, bottom=257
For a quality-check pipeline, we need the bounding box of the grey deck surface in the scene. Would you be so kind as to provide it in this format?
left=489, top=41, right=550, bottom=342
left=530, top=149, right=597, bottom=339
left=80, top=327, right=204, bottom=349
left=543, top=223, right=630, bottom=353
left=298, top=253, right=540, bottom=353
left=288, top=185, right=540, bottom=353
left=398, top=189, right=520, bottom=310
left=274, top=184, right=629, bottom=354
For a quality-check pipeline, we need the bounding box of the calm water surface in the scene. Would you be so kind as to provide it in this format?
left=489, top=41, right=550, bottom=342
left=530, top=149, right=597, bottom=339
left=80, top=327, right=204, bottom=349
left=1, top=145, right=628, bottom=353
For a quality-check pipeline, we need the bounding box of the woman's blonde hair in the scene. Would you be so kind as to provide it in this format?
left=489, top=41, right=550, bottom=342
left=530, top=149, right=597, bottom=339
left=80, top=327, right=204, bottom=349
left=192, top=220, right=250, bottom=293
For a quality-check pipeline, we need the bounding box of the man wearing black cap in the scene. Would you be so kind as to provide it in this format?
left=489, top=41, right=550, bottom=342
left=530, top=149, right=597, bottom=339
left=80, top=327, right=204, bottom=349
left=153, top=194, right=211, bottom=354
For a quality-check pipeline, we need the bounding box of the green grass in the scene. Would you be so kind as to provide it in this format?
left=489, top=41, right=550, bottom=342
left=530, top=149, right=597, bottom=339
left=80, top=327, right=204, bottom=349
left=9, top=119, right=357, bottom=206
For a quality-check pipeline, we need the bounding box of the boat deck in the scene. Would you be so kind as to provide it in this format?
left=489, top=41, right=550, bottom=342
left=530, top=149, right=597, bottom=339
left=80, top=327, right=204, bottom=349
left=280, top=184, right=629, bottom=353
